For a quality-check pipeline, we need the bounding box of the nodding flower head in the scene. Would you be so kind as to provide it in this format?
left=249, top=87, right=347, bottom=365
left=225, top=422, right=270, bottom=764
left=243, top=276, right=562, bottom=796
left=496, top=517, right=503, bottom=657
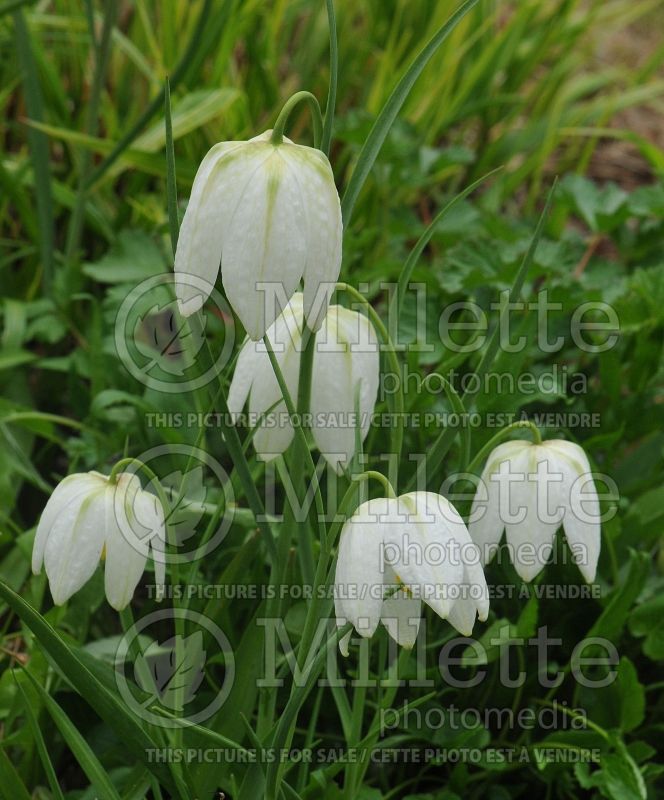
left=32, top=471, right=166, bottom=610
left=174, top=130, right=342, bottom=341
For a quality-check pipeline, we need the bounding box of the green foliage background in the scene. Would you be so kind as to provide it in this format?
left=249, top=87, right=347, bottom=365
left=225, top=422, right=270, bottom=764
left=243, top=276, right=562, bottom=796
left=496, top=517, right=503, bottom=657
left=0, top=0, right=663, bottom=798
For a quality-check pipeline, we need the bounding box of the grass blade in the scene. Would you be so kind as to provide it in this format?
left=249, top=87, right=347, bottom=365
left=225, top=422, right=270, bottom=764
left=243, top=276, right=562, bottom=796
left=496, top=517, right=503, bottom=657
left=22, top=670, right=123, bottom=800
left=14, top=676, right=65, bottom=800
left=13, top=8, right=55, bottom=293
left=164, top=76, right=179, bottom=255
left=321, top=0, right=338, bottom=156
left=64, top=0, right=117, bottom=270
left=0, top=580, right=185, bottom=799
left=85, top=0, right=214, bottom=189
left=0, top=748, right=31, bottom=800
left=340, top=0, right=479, bottom=226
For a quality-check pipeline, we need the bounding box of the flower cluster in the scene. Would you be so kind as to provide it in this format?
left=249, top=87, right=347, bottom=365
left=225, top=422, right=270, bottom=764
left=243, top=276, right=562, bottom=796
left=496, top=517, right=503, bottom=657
left=31, top=117, right=603, bottom=656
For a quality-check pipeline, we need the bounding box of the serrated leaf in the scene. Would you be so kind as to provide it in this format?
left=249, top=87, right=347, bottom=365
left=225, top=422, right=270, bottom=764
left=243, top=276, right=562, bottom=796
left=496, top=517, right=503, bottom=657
left=82, top=230, right=165, bottom=284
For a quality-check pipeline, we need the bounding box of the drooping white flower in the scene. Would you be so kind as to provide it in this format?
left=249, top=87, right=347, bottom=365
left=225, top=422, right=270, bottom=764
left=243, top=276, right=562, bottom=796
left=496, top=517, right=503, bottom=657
left=227, top=292, right=379, bottom=473
left=334, top=491, right=489, bottom=654
left=469, top=439, right=601, bottom=582
left=32, top=471, right=166, bottom=610
left=174, top=130, right=342, bottom=341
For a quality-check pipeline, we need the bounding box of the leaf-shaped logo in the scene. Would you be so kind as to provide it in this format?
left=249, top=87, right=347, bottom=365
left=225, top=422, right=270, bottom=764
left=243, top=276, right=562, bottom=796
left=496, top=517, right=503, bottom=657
left=133, top=300, right=207, bottom=377
left=134, top=631, right=206, bottom=711
left=153, top=466, right=208, bottom=547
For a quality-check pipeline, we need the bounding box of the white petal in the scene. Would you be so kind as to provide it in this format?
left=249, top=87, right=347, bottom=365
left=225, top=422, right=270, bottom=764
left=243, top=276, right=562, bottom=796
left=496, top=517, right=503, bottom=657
left=222, top=148, right=308, bottom=340
left=280, top=145, right=342, bottom=332
left=338, top=307, right=380, bottom=444
left=104, top=477, right=150, bottom=610
left=469, top=460, right=506, bottom=567
left=32, top=473, right=102, bottom=574
left=446, top=577, right=478, bottom=637
left=136, top=489, right=167, bottom=592
left=384, top=493, right=465, bottom=620
left=43, top=481, right=108, bottom=605
left=174, top=141, right=252, bottom=315
left=334, top=498, right=395, bottom=644
left=251, top=320, right=302, bottom=460
left=504, top=445, right=558, bottom=582
left=227, top=337, right=260, bottom=419
left=380, top=589, right=421, bottom=649
left=310, top=312, right=356, bottom=472
left=546, top=442, right=601, bottom=582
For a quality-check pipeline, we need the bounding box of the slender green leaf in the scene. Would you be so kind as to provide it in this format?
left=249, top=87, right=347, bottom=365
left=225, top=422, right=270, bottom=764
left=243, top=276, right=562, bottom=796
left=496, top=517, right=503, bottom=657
left=14, top=676, right=65, bottom=800
left=22, top=670, right=123, bottom=800
left=0, top=580, right=185, bottom=799
left=85, top=0, right=214, bottom=188
left=0, top=748, right=31, bottom=800
left=340, top=0, right=479, bottom=225
left=321, top=0, right=338, bottom=156
left=165, top=77, right=179, bottom=255
left=13, top=8, right=55, bottom=292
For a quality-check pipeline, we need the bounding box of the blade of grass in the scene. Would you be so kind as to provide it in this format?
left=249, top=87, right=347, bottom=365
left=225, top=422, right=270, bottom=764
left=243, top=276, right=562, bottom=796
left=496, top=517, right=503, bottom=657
left=321, top=0, right=338, bottom=156
left=64, top=0, right=117, bottom=271
left=22, top=670, right=123, bottom=800
left=13, top=7, right=55, bottom=293
left=0, top=748, right=31, bottom=800
left=85, top=0, right=214, bottom=190
left=406, top=179, right=558, bottom=491
left=164, top=76, right=179, bottom=253
left=264, top=623, right=352, bottom=800
left=0, top=580, right=187, bottom=799
left=14, top=676, right=65, bottom=800
left=340, top=0, right=479, bottom=226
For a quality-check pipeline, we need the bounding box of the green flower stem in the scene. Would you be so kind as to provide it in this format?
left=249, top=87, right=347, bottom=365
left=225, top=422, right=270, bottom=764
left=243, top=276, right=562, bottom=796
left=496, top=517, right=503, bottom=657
left=270, top=90, right=323, bottom=149
left=465, top=420, right=543, bottom=476
left=109, top=457, right=185, bottom=748
left=353, top=469, right=397, bottom=501
left=288, top=324, right=317, bottom=586
left=263, top=332, right=327, bottom=549
left=267, top=466, right=396, bottom=798
left=335, top=282, right=404, bottom=489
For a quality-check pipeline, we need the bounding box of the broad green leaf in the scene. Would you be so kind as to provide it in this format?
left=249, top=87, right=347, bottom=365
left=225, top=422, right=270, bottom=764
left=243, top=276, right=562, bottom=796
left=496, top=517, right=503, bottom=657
left=82, top=230, right=166, bottom=284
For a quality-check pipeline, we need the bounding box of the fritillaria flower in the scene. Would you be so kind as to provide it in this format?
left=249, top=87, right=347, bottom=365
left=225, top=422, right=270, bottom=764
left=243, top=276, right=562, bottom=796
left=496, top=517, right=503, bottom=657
left=32, top=471, right=165, bottom=610
left=228, top=292, right=379, bottom=473
left=334, top=491, right=489, bottom=654
left=174, top=130, right=342, bottom=341
left=469, top=439, right=601, bottom=582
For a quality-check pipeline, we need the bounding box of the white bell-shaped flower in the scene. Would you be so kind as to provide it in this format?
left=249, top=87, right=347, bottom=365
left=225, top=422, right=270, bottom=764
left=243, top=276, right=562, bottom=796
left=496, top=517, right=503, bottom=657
left=32, top=471, right=166, bottom=610
left=469, top=439, right=601, bottom=582
left=174, top=130, right=342, bottom=341
left=334, top=491, right=489, bottom=654
left=227, top=292, right=379, bottom=473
